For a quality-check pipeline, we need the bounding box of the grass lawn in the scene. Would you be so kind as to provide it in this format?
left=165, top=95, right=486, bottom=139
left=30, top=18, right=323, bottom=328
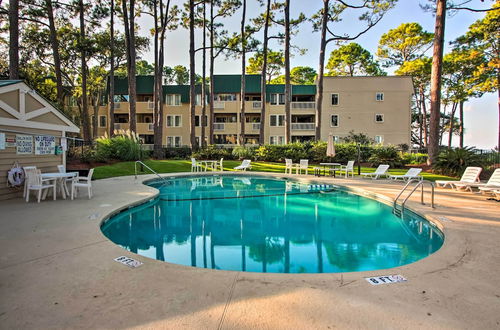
left=93, top=159, right=455, bottom=182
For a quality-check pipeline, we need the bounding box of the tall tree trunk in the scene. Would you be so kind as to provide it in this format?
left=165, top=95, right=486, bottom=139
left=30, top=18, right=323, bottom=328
left=46, top=0, right=63, bottom=106
left=239, top=0, right=246, bottom=146
left=416, top=93, right=422, bottom=147
left=79, top=0, right=91, bottom=142
left=153, top=0, right=160, bottom=156
left=459, top=100, right=464, bottom=148
left=284, top=0, right=291, bottom=144
left=497, top=76, right=500, bottom=150
left=209, top=1, right=215, bottom=145
left=128, top=0, right=137, bottom=132
left=314, top=0, right=328, bottom=140
left=8, top=0, right=19, bottom=80
left=201, top=0, right=207, bottom=147
left=189, top=0, right=197, bottom=149
left=259, top=0, right=271, bottom=145
left=427, top=0, right=446, bottom=165
left=154, top=0, right=168, bottom=157
left=421, top=90, right=428, bottom=148
left=448, top=102, right=457, bottom=148
left=109, top=0, right=115, bottom=137
left=92, top=94, right=100, bottom=138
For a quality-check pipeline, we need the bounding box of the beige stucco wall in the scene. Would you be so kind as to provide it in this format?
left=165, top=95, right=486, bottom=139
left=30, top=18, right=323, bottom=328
left=320, top=76, right=413, bottom=145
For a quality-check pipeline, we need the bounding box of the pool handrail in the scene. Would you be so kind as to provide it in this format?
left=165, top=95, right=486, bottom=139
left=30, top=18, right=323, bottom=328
left=134, top=160, right=168, bottom=183
left=393, top=179, right=435, bottom=216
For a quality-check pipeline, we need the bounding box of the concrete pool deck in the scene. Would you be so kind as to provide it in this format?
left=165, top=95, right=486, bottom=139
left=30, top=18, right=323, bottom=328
left=0, top=172, right=499, bottom=329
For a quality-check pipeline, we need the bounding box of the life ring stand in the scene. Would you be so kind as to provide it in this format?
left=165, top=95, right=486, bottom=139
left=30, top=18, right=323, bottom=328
left=7, top=162, right=25, bottom=188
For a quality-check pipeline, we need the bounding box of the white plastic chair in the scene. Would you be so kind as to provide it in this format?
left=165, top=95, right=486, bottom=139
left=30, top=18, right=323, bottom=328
left=360, top=164, right=390, bottom=180
left=234, top=159, right=251, bottom=171
left=340, top=160, right=355, bottom=178
left=26, top=169, right=56, bottom=203
left=215, top=158, right=224, bottom=171
left=456, top=168, right=500, bottom=192
left=23, top=166, right=37, bottom=198
left=389, top=168, right=423, bottom=182
left=285, top=159, right=294, bottom=174
left=191, top=158, right=202, bottom=172
left=71, top=168, right=94, bottom=200
left=296, top=159, right=309, bottom=175
left=435, top=167, right=482, bottom=189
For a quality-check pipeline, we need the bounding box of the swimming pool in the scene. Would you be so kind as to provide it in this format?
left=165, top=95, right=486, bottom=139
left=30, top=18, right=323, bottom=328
left=101, top=174, right=443, bottom=273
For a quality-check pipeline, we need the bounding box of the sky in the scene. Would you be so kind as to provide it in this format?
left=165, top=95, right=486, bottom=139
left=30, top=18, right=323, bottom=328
left=135, top=0, right=497, bottom=149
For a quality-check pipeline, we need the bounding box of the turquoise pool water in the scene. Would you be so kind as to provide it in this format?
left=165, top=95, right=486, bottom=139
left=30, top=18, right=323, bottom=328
left=101, top=175, right=443, bottom=273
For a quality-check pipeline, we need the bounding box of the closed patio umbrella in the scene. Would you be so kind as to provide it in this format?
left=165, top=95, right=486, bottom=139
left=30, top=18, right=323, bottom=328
left=326, top=134, right=336, bottom=158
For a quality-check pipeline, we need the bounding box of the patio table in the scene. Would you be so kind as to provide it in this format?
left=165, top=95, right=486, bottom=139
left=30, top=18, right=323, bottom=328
left=41, top=172, right=78, bottom=199
left=199, top=160, right=218, bottom=171
left=318, top=163, right=341, bottom=177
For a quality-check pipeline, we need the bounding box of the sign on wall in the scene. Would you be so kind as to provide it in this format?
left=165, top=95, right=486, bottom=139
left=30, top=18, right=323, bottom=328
left=0, top=133, right=5, bottom=150
left=5, top=137, right=16, bottom=148
left=35, top=135, right=56, bottom=155
left=16, top=135, right=33, bottom=154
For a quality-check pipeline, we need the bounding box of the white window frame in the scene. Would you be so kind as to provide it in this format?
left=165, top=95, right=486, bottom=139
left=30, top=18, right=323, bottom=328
left=331, top=93, right=339, bottom=106
left=166, top=94, right=181, bottom=106
left=270, top=93, right=285, bottom=105
left=166, top=115, right=182, bottom=127
left=375, top=114, right=384, bottom=123
left=375, top=135, right=384, bottom=144
left=270, top=136, right=285, bottom=145
left=330, top=114, right=339, bottom=127
left=195, top=115, right=208, bottom=127
left=376, top=92, right=384, bottom=101
left=98, top=115, right=107, bottom=128
left=333, top=135, right=339, bottom=143
left=270, top=114, right=285, bottom=127
left=166, top=136, right=182, bottom=147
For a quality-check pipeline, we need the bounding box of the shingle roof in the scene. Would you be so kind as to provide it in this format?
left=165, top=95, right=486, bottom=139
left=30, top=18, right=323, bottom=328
left=0, top=80, right=23, bottom=88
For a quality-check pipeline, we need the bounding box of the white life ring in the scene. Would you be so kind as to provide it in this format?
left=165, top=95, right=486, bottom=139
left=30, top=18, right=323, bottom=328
left=7, top=166, right=25, bottom=187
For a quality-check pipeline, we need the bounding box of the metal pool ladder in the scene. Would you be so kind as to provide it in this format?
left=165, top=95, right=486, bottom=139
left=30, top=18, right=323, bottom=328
left=134, top=160, right=168, bottom=183
left=393, top=179, right=435, bottom=217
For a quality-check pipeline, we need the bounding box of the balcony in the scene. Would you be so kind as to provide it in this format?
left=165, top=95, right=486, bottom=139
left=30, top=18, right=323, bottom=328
left=213, top=123, right=225, bottom=131
left=252, top=101, right=262, bottom=109
left=245, top=123, right=261, bottom=132
left=137, top=123, right=154, bottom=133
left=214, top=101, right=225, bottom=109
left=291, top=123, right=315, bottom=130
left=114, top=123, right=130, bottom=130
left=292, top=102, right=315, bottom=109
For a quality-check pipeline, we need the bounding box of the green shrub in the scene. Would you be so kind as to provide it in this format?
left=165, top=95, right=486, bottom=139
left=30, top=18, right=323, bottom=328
left=402, top=152, right=428, bottom=165
left=192, top=145, right=233, bottom=160
left=368, top=145, right=404, bottom=168
left=95, top=130, right=143, bottom=162
left=163, top=147, right=192, bottom=159
left=433, top=147, right=486, bottom=176
left=254, top=145, right=283, bottom=162
left=232, top=146, right=256, bottom=160
left=282, top=142, right=309, bottom=161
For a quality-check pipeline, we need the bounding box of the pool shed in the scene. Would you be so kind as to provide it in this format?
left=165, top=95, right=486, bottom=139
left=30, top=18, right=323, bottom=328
left=0, top=80, right=80, bottom=200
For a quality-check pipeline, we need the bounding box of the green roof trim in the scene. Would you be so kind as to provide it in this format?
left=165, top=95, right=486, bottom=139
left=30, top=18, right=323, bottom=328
left=112, top=75, right=155, bottom=95
left=163, top=85, right=202, bottom=103
left=0, top=80, right=23, bottom=88
left=213, top=74, right=262, bottom=94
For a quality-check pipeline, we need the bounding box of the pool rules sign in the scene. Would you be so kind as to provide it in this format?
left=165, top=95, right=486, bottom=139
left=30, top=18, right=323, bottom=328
left=35, top=136, right=56, bottom=155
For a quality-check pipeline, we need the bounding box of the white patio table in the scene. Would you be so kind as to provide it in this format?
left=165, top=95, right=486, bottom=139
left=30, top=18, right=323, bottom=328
left=318, top=163, right=341, bottom=177
left=41, top=172, right=78, bottom=199
left=199, top=160, right=218, bottom=171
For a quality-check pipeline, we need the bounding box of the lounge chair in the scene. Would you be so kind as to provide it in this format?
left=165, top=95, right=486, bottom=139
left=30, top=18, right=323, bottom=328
left=234, top=159, right=251, bottom=171
left=435, top=166, right=482, bottom=189
left=339, top=160, right=355, bottom=178
left=296, top=159, right=309, bottom=175
left=285, top=158, right=294, bottom=174
left=360, top=164, right=390, bottom=180
left=389, top=168, right=423, bottom=182
left=71, top=168, right=94, bottom=199
left=453, top=168, right=500, bottom=192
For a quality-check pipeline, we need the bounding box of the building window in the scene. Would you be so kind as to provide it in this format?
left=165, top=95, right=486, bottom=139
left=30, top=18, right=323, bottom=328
left=195, top=115, right=208, bottom=127
left=166, top=94, right=181, bottom=106
left=333, top=135, right=339, bottom=143
left=375, top=114, right=384, bottom=123
left=330, top=114, right=339, bottom=127
left=166, top=115, right=182, bottom=127
left=375, top=135, right=384, bottom=144
left=99, top=115, right=107, bottom=128
left=270, top=136, right=285, bottom=145
left=270, top=93, right=285, bottom=105
left=270, top=114, right=285, bottom=127
left=166, top=136, right=182, bottom=147
left=195, top=94, right=208, bottom=105
left=214, top=115, right=237, bottom=123
left=376, top=92, right=384, bottom=101
left=331, top=93, right=339, bottom=106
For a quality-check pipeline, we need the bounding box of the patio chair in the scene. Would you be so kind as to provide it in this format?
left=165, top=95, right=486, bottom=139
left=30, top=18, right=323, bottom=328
left=71, top=168, right=94, bottom=200
left=191, top=158, right=202, bottom=172
left=22, top=166, right=37, bottom=198
left=360, top=164, right=390, bottom=180
left=455, top=168, right=500, bottom=193
left=296, top=159, right=309, bottom=175
left=214, top=158, right=224, bottom=171
left=234, top=159, right=251, bottom=171
left=26, top=169, right=56, bottom=203
left=435, top=167, right=482, bottom=189
left=285, top=159, right=294, bottom=174
left=339, top=160, right=355, bottom=178
left=389, top=168, right=423, bottom=182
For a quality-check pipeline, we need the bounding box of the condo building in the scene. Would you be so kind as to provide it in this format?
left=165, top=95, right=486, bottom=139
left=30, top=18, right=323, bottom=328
left=88, top=74, right=413, bottom=147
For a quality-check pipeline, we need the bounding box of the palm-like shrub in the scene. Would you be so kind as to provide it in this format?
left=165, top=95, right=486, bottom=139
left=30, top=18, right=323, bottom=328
left=95, top=130, right=143, bottom=161
left=433, top=147, right=485, bottom=176
left=368, top=145, right=404, bottom=168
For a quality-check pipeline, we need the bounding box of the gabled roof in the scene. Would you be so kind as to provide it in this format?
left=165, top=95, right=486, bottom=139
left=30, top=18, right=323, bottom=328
left=0, top=81, right=79, bottom=133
